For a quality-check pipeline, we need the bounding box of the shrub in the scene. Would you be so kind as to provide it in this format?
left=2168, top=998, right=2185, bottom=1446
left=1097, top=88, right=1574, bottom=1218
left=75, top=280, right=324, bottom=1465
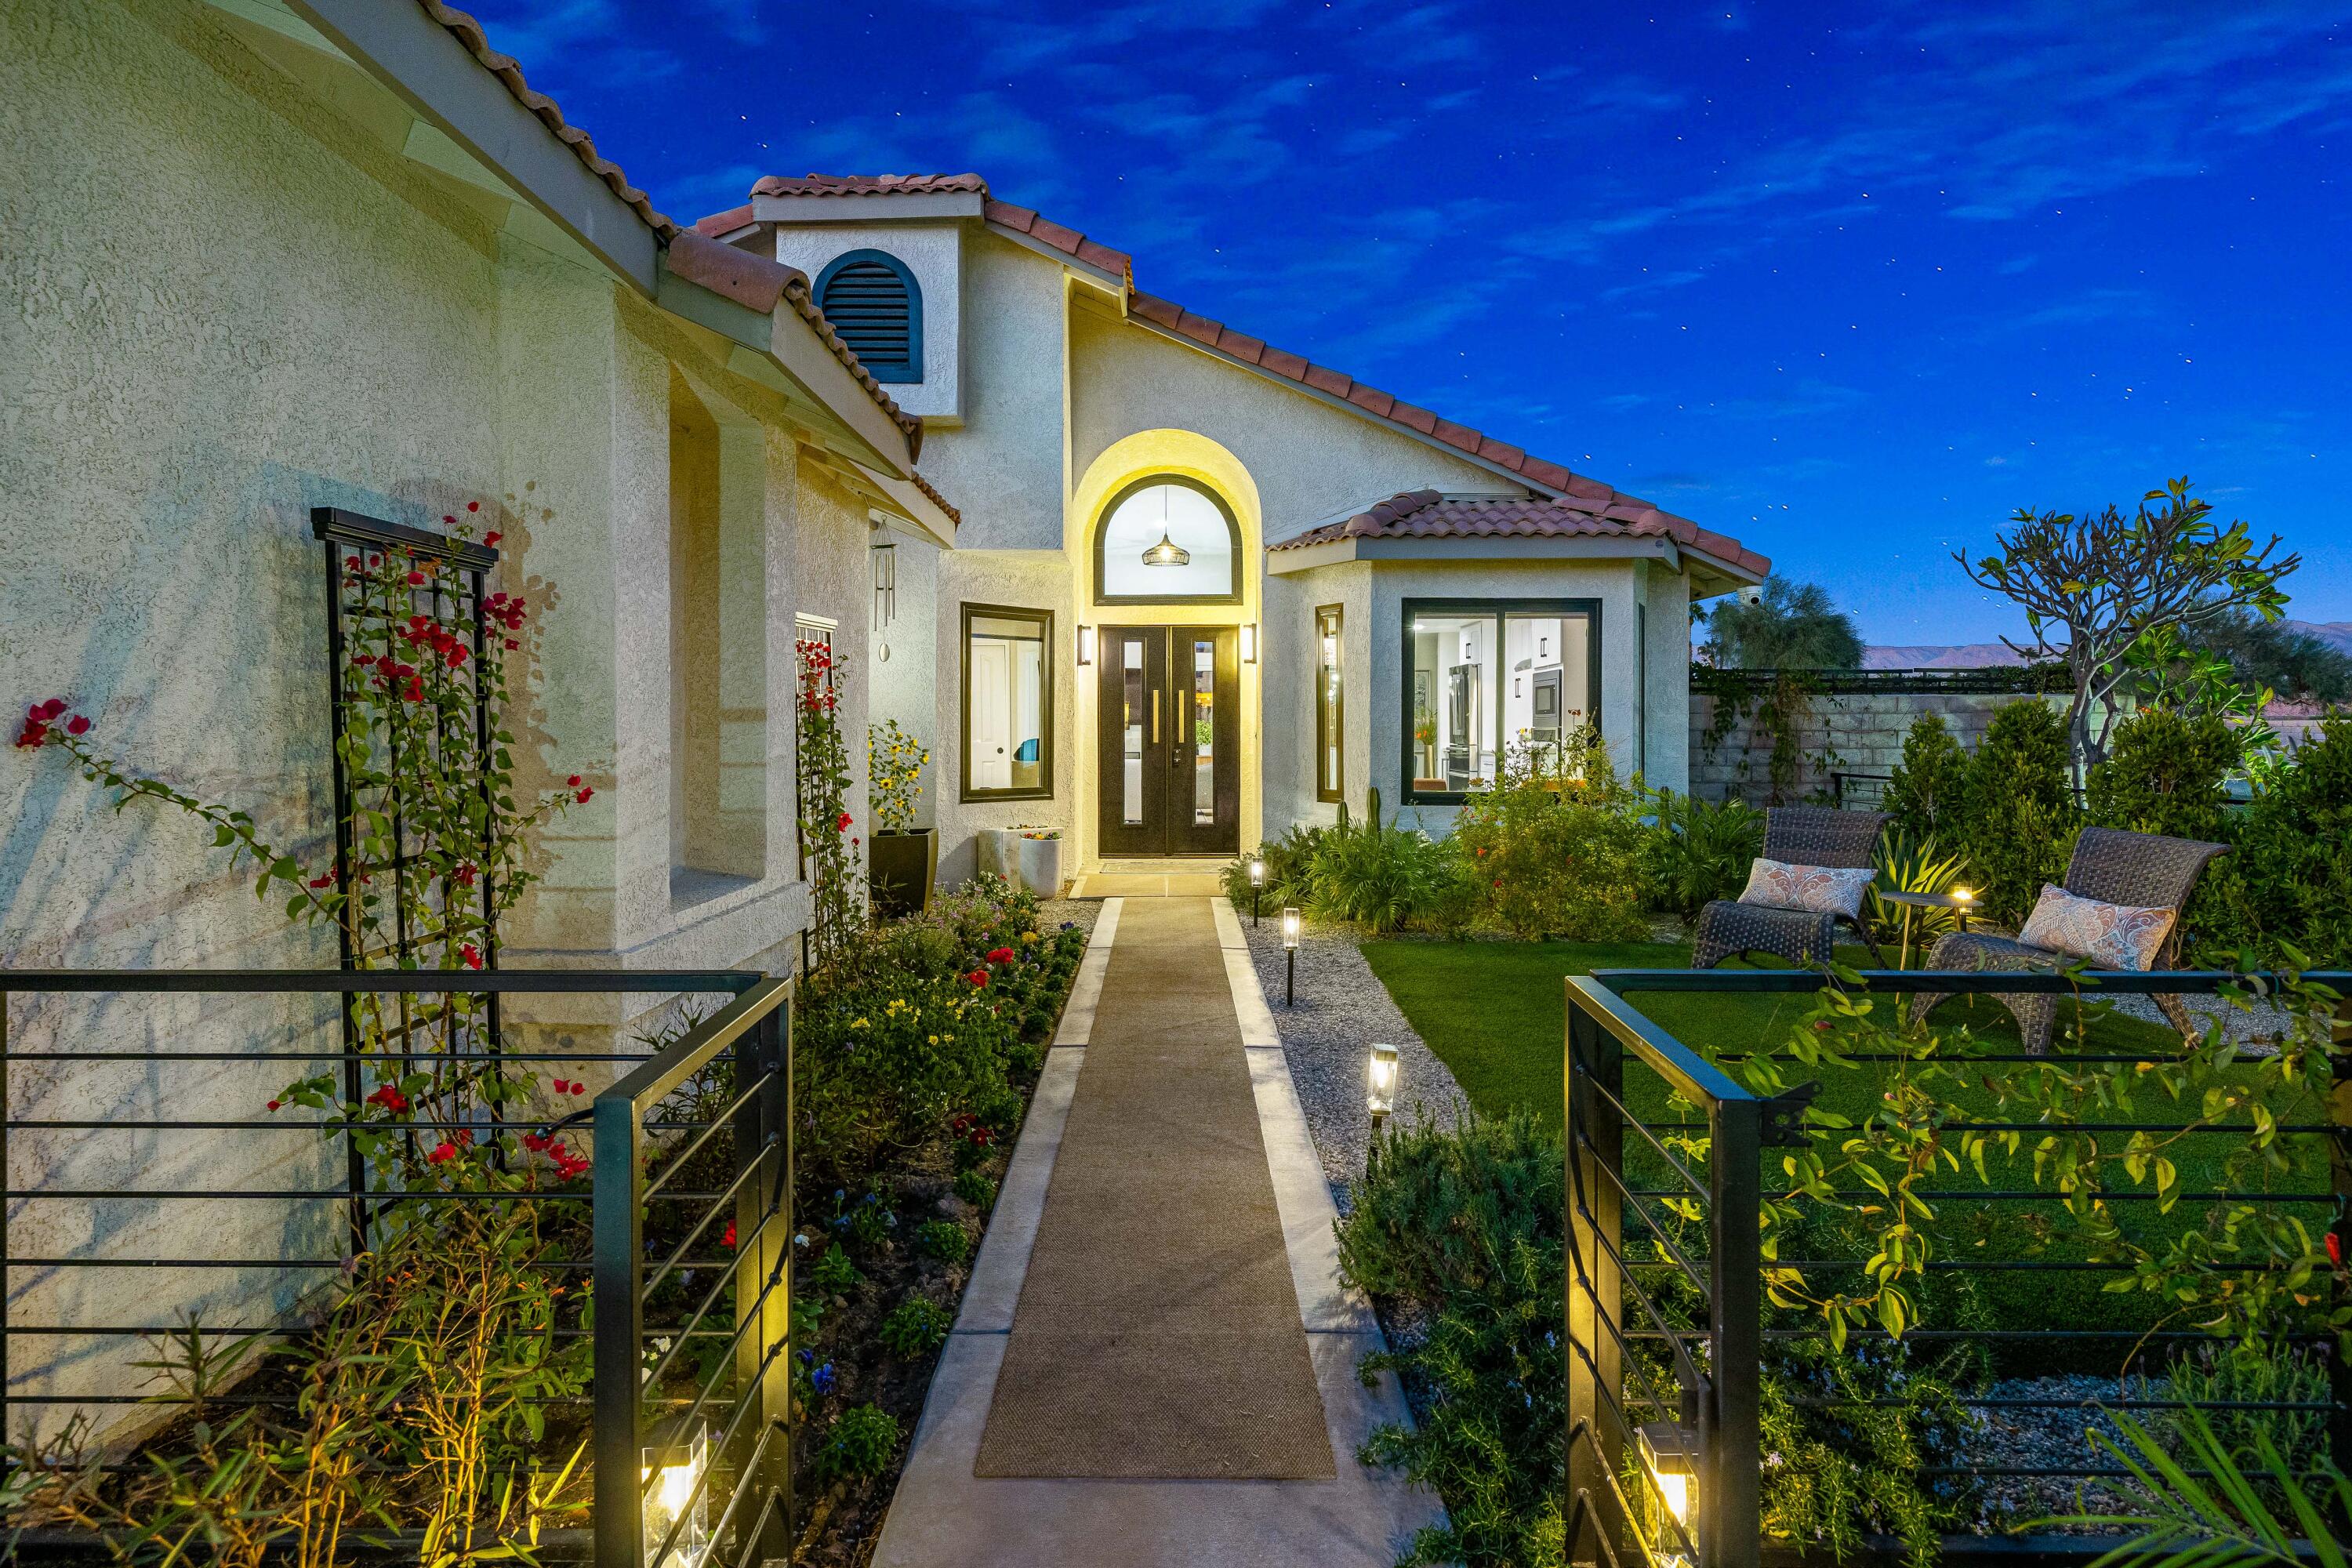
left=1643, top=789, right=1764, bottom=920
left=2220, top=714, right=2352, bottom=966
left=1450, top=733, right=1648, bottom=941
left=808, top=1242, right=862, bottom=1294
left=2151, top=1340, right=2328, bottom=1481
left=1307, top=788, right=1437, bottom=935
left=877, top=1297, right=953, bottom=1358
left=1882, top=711, right=1972, bottom=847
left=809, top=1403, right=901, bottom=1483
left=952, top=1168, right=997, bottom=1210
left=2089, top=705, right=2244, bottom=957
left=1962, top=699, right=2077, bottom=925
left=1221, top=822, right=1327, bottom=907
left=915, top=1218, right=970, bottom=1264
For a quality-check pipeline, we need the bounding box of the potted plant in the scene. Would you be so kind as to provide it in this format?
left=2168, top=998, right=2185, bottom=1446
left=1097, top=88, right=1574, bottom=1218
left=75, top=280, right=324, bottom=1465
left=867, top=720, right=934, bottom=917
left=978, top=825, right=1063, bottom=897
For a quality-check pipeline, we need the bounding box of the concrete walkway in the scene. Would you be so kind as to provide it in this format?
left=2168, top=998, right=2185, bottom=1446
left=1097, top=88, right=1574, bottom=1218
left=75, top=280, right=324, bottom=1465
left=872, top=895, right=1443, bottom=1567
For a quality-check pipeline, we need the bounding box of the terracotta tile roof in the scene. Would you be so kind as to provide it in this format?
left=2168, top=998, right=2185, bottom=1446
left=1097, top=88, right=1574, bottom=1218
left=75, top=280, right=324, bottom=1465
left=1269, top=490, right=1770, bottom=577
left=693, top=201, right=755, bottom=238
left=712, top=171, right=1768, bottom=572
left=412, top=5, right=929, bottom=466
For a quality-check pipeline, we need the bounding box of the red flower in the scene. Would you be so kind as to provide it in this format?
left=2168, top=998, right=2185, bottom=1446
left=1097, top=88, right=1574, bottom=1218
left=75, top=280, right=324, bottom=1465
left=1813, top=1020, right=1834, bottom=1032
left=267, top=1099, right=282, bottom=1112
left=366, top=1083, right=410, bottom=1114
left=482, top=531, right=501, bottom=546
left=2331, top=1232, right=2344, bottom=1269
left=567, top=775, right=582, bottom=787
left=722, top=1220, right=738, bottom=1249
left=575, top=786, right=593, bottom=804
left=521, top=1131, right=549, bottom=1152
left=837, top=811, right=853, bottom=832
left=38, top=699, right=66, bottom=720
left=65, top=715, right=89, bottom=734
left=426, top=1141, right=459, bottom=1164
left=504, top=637, right=519, bottom=650
left=453, top=863, right=477, bottom=888
left=461, top=943, right=483, bottom=970
left=466, top=501, right=481, bottom=513
left=442, top=515, right=456, bottom=525
left=407, top=570, right=426, bottom=586
left=307, top=868, right=337, bottom=889
left=967, top=969, right=989, bottom=987
left=347, top=555, right=361, bottom=569
left=985, top=946, right=1014, bottom=964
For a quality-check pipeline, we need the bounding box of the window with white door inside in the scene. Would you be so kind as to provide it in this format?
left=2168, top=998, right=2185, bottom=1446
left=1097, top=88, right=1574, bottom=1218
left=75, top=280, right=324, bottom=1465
left=961, top=604, right=1052, bottom=801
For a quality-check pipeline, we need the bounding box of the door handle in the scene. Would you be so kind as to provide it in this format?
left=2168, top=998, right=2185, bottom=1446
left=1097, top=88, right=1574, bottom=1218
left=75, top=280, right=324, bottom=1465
left=1151, top=694, right=1161, bottom=746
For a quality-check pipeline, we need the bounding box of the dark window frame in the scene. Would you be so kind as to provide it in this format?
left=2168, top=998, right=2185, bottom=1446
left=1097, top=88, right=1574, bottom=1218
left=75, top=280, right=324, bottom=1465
left=814, top=249, right=922, bottom=384
left=1315, top=603, right=1345, bottom=804
left=1397, top=597, right=1602, bottom=805
left=960, top=601, right=1055, bottom=804
left=1091, top=474, right=1244, bottom=607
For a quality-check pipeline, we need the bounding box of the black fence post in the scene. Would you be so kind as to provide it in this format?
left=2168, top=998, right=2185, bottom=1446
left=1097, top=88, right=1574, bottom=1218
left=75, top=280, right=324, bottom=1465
left=593, top=1087, right=644, bottom=1568
left=2331, top=991, right=2351, bottom=1524
left=733, top=999, right=794, bottom=1562
left=1708, top=1098, right=1765, bottom=1568
left=1565, top=989, right=1625, bottom=1557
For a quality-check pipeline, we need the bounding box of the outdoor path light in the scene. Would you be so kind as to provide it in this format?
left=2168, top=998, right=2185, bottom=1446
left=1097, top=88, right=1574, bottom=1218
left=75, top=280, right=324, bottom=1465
left=1636, top=1419, right=1700, bottom=1568
left=1248, top=855, right=1265, bottom=925
left=642, top=1419, right=711, bottom=1568
left=1367, top=1042, right=1399, bottom=1130
left=1280, top=906, right=1301, bottom=1006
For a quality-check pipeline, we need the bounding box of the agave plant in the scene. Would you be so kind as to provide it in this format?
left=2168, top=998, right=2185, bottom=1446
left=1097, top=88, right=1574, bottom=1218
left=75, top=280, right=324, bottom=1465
left=1867, top=832, right=1972, bottom=948
left=2039, top=1406, right=2349, bottom=1568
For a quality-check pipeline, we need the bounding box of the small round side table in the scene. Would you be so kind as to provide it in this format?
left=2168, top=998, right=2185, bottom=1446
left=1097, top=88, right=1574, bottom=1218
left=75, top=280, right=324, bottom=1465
left=1880, top=888, right=1976, bottom=969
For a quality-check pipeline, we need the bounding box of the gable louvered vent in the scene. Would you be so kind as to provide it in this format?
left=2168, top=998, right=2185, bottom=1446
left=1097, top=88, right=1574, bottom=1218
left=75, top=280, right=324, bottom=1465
left=815, top=252, right=921, bottom=383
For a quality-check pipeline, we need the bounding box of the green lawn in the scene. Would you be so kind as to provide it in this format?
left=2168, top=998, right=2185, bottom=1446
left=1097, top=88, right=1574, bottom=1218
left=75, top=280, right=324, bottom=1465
left=1362, top=938, right=2326, bottom=1367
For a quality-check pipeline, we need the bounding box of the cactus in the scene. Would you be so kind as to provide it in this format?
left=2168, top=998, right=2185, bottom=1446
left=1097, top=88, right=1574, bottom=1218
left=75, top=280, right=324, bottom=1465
left=1364, top=785, right=1383, bottom=831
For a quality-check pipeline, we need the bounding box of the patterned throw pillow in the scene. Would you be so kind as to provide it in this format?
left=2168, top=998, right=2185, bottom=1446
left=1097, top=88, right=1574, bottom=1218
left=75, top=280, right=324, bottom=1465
left=1735, top=858, right=1876, bottom=920
left=2016, top=884, right=2176, bottom=970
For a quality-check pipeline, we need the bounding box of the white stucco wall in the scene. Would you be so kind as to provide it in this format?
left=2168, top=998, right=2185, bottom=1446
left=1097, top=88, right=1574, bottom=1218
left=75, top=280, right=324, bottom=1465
left=0, top=0, right=864, bottom=1443
left=928, top=550, right=1078, bottom=886
left=768, top=221, right=964, bottom=422
left=911, top=233, right=1070, bottom=550
left=868, top=531, right=942, bottom=829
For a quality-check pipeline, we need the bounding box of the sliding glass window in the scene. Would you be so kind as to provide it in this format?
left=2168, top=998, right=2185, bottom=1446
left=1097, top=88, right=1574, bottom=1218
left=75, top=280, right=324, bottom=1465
left=1315, top=604, right=1344, bottom=803
left=961, top=604, right=1052, bottom=801
left=1400, top=598, right=1600, bottom=803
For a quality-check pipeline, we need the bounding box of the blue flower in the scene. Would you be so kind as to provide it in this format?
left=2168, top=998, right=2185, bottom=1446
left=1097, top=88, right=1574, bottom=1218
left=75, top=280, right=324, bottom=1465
left=812, top=1362, right=837, bottom=1396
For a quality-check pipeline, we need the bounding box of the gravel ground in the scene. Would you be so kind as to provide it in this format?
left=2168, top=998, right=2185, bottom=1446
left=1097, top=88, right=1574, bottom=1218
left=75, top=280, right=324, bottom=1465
left=1036, top=895, right=1101, bottom=942
left=1963, top=1375, right=2151, bottom=1530
left=1234, top=906, right=1469, bottom=1210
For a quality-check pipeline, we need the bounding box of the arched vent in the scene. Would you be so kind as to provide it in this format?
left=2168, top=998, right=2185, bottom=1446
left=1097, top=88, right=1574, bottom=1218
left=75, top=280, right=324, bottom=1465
left=815, top=251, right=921, bottom=383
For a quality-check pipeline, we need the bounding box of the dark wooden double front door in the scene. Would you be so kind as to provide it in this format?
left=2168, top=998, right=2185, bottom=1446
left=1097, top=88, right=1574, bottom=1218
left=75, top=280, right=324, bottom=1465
left=1096, top=626, right=1240, bottom=857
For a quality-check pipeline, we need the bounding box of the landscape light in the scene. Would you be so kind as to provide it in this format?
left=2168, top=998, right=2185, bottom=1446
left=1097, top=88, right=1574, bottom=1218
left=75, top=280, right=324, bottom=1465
left=1367, top=1043, right=1399, bottom=1127
left=641, top=1421, right=711, bottom=1568
left=1247, top=856, right=1265, bottom=925
left=1281, top=906, right=1301, bottom=1006
left=1636, top=1420, right=1700, bottom=1566
left=1280, top=908, right=1301, bottom=949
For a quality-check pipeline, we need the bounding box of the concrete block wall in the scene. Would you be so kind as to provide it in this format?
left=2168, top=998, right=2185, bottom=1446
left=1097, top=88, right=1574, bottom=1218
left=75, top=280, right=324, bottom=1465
left=1690, top=684, right=2070, bottom=804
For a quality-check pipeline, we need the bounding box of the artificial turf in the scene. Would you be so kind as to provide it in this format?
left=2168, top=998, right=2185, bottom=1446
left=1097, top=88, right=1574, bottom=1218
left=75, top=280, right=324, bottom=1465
left=1360, top=938, right=2327, bottom=1371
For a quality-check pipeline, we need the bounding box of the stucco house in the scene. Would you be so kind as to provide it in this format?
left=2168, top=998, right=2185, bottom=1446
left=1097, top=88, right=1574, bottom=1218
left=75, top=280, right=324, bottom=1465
left=696, top=174, right=1769, bottom=887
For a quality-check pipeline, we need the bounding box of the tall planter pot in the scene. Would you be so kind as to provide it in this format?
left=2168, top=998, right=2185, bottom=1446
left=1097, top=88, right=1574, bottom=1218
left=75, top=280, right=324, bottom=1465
left=869, top=828, right=936, bottom=919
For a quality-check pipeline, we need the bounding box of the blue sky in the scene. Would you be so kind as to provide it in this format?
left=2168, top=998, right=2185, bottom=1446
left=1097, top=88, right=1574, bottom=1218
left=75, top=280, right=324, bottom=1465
left=470, top=0, right=2352, bottom=642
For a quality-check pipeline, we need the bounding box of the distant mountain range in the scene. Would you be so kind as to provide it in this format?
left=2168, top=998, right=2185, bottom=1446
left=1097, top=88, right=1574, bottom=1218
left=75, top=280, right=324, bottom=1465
left=1863, top=621, right=2352, bottom=670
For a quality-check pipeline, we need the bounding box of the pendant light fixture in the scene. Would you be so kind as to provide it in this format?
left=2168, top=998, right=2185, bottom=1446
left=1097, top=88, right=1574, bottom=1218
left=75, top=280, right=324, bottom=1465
left=1140, top=485, right=1190, bottom=568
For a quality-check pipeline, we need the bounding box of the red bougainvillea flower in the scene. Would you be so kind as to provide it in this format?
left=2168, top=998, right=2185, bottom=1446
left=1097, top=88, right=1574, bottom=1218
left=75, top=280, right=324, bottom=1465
left=985, top=946, right=1014, bottom=964
left=407, top=570, right=426, bottom=586
left=2331, top=1232, right=2344, bottom=1269
left=503, top=637, right=519, bottom=650
left=466, top=501, right=481, bottom=513
left=453, top=862, right=476, bottom=888
left=426, top=1141, right=459, bottom=1164
left=967, top=969, right=989, bottom=988
left=575, top=786, right=593, bottom=804
left=365, top=1083, right=409, bottom=1114
left=65, top=715, right=89, bottom=734
left=267, top=1098, right=282, bottom=1112
left=38, top=699, right=67, bottom=720
left=567, top=775, right=582, bottom=788
left=837, top=811, right=853, bottom=832
left=722, top=1220, right=738, bottom=1249
left=482, top=531, right=502, bottom=546
left=521, top=1131, right=548, bottom=1152
left=461, top=943, right=483, bottom=970
left=307, top=867, right=338, bottom=889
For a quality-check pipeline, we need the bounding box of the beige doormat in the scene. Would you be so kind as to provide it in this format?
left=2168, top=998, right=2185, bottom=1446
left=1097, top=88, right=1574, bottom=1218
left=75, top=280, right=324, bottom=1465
left=975, top=898, right=1334, bottom=1479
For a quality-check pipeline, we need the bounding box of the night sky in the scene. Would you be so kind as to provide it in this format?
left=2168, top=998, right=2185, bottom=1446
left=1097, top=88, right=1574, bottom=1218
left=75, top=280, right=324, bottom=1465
left=466, top=0, right=2352, bottom=641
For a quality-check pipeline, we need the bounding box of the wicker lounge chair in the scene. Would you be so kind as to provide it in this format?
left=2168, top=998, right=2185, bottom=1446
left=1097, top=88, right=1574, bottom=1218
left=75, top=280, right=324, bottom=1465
left=1692, top=806, right=1890, bottom=970
left=1905, top=826, right=2228, bottom=1054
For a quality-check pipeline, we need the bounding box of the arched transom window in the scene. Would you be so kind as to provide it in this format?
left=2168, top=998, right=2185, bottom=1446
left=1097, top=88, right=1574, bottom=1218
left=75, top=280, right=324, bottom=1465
left=1094, top=476, right=1241, bottom=604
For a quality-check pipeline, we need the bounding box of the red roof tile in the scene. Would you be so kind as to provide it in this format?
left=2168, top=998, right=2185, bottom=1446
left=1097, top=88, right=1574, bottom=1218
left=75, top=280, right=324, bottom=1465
left=702, top=170, right=1767, bottom=572
left=693, top=202, right=754, bottom=238
left=1269, top=491, right=1770, bottom=578
left=412, top=7, right=927, bottom=466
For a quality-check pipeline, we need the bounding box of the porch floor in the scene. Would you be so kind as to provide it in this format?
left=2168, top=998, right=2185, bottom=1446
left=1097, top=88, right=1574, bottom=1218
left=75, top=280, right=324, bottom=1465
left=869, top=896, right=1441, bottom=1566
left=1069, top=857, right=1232, bottom=898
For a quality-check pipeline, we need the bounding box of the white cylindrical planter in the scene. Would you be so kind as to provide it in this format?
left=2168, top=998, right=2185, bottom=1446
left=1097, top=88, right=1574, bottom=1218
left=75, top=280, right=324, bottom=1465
left=978, top=829, right=1062, bottom=898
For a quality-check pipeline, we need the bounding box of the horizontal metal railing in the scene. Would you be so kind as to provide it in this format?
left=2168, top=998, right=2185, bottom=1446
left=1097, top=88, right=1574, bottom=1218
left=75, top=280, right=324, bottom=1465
left=0, top=967, right=786, bottom=1566
left=1566, top=966, right=2352, bottom=1568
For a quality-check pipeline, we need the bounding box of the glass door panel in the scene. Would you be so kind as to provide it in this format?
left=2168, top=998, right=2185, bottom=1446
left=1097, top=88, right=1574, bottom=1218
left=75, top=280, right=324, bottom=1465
left=1095, top=628, right=1167, bottom=856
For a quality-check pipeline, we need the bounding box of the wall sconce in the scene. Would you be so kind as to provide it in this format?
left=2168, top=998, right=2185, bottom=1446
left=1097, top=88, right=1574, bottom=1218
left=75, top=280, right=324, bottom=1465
left=1240, top=622, right=1258, bottom=663
left=1280, top=906, right=1301, bottom=1007
left=1076, top=625, right=1096, bottom=666
left=1366, top=1042, right=1399, bottom=1130
left=1247, top=855, right=1265, bottom=925
left=641, top=1421, right=711, bottom=1568
left=1636, top=1420, right=1699, bottom=1566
